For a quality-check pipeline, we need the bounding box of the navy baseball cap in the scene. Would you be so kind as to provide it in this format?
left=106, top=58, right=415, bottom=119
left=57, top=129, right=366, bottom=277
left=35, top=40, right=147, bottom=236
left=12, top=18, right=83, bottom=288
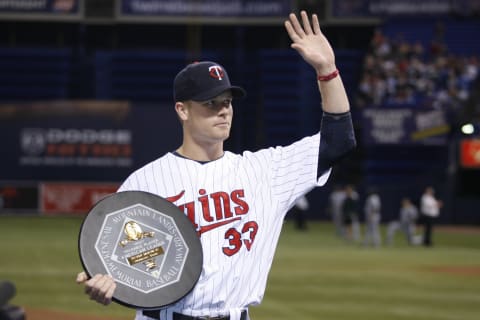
left=173, top=61, right=246, bottom=102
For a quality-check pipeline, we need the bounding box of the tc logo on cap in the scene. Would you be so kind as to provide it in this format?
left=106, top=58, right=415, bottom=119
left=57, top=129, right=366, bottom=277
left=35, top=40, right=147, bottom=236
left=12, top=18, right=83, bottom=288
left=209, top=66, right=224, bottom=80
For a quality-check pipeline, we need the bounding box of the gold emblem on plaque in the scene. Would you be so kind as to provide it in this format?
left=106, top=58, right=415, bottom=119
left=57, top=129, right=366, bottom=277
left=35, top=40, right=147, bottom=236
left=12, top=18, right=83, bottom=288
left=120, top=221, right=155, bottom=247
left=120, top=221, right=164, bottom=271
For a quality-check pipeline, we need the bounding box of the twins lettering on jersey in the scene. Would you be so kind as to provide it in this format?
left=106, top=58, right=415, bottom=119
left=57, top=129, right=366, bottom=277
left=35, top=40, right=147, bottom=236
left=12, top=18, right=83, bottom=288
left=166, top=188, right=258, bottom=256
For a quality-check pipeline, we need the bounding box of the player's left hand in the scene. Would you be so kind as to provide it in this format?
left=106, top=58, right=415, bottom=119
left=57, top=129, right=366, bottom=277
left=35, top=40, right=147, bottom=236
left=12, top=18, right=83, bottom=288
left=284, top=10, right=336, bottom=75
left=76, top=271, right=116, bottom=305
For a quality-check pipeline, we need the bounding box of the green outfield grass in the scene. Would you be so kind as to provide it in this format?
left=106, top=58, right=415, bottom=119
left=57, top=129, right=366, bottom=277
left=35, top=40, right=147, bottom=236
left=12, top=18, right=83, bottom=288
left=0, top=216, right=479, bottom=320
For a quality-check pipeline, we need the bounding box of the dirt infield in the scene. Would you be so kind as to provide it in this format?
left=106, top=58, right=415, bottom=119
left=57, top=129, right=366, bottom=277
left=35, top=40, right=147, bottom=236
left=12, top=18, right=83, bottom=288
left=436, top=225, right=480, bottom=235
left=429, top=266, right=480, bottom=276
left=24, top=308, right=130, bottom=320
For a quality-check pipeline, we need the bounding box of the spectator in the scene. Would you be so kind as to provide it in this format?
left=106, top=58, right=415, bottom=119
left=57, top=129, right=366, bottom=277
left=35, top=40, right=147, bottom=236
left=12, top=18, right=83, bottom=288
left=356, top=26, right=479, bottom=110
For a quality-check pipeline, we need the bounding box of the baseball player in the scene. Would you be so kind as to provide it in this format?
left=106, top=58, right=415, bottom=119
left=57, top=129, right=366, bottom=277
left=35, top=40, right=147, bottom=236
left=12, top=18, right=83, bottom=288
left=386, top=197, right=419, bottom=245
left=363, top=188, right=382, bottom=247
left=76, top=10, right=356, bottom=320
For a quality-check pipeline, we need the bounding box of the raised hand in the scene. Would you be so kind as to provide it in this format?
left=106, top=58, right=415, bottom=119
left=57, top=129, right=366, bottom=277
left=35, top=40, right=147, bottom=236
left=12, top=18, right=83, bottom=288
left=284, top=11, right=336, bottom=76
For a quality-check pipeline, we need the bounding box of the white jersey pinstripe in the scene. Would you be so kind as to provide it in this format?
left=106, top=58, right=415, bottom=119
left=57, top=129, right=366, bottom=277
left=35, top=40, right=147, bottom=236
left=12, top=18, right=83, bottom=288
left=118, top=133, right=331, bottom=320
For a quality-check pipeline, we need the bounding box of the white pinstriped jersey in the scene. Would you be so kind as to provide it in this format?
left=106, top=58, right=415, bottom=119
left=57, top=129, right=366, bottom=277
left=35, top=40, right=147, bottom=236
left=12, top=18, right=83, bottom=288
left=119, top=133, right=331, bottom=320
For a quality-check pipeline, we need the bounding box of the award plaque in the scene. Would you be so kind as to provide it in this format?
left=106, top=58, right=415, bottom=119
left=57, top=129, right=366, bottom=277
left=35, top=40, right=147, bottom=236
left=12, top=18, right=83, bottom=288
left=78, top=191, right=203, bottom=309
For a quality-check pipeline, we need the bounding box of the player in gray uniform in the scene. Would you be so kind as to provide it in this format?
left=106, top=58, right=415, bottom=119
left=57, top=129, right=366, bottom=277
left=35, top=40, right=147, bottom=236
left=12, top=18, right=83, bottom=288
left=386, top=197, right=419, bottom=245
left=363, top=188, right=382, bottom=247
left=327, top=184, right=346, bottom=238
left=76, top=10, right=356, bottom=320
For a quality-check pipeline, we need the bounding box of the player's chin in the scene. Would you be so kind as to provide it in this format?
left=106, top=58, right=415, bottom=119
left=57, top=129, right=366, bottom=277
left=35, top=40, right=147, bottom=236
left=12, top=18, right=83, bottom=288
left=219, top=131, right=230, bottom=141
left=214, top=131, right=230, bottom=142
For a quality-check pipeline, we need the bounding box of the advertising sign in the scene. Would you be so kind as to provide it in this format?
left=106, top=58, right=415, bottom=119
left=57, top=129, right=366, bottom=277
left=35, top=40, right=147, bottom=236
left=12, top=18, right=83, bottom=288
left=331, top=0, right=480, bottom=18
left=117, top=0, right=292, bottom=20
left=0, top=183, right=38, bottom=213
left=362, top=108, right=450, bottom=145
left=0, top=100, right=182, bottom=182
left=40, top=182, right=119, bottom=215
left=460, top=139, right=480, bottom=168
left=0, top=0, right=82, bottom=20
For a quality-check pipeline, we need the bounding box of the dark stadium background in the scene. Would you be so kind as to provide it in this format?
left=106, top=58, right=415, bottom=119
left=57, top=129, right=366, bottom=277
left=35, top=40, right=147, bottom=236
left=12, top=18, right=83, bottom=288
left=0, top=0, right=479, bottom=225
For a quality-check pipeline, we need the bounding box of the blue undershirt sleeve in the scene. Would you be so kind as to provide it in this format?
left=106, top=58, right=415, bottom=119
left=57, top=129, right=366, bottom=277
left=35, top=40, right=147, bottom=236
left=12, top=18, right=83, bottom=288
left=317, top=111, right=357, bottom=177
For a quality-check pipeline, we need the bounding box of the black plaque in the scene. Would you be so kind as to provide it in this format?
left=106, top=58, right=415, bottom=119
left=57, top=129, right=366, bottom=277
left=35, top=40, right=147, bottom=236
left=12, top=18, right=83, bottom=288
left=78, top=191, right=203, bottom=309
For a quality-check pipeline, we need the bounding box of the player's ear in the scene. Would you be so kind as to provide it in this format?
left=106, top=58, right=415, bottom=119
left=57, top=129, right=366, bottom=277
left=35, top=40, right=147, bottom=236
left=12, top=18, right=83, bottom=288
left=175, top=101, right=189, bottom=121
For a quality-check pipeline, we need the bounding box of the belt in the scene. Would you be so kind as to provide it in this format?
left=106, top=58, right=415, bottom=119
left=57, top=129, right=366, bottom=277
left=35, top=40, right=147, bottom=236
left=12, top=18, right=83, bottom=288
left=142, top=310, right=247, bottom=320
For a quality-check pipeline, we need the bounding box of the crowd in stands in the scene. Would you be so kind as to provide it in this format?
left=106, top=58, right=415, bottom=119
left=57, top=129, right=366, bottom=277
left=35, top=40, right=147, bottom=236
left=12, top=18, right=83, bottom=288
left=355, top=26, right=479, bottom=110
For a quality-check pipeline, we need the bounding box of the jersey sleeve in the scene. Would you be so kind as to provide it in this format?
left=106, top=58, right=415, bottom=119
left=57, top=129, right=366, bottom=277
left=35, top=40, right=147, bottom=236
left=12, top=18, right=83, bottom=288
left=243, top=133, right=330, bottom=212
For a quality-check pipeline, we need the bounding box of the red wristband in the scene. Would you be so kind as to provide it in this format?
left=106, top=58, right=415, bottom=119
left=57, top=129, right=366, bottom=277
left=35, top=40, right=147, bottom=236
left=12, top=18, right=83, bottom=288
left=317, top=69, right=339, bottom=81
